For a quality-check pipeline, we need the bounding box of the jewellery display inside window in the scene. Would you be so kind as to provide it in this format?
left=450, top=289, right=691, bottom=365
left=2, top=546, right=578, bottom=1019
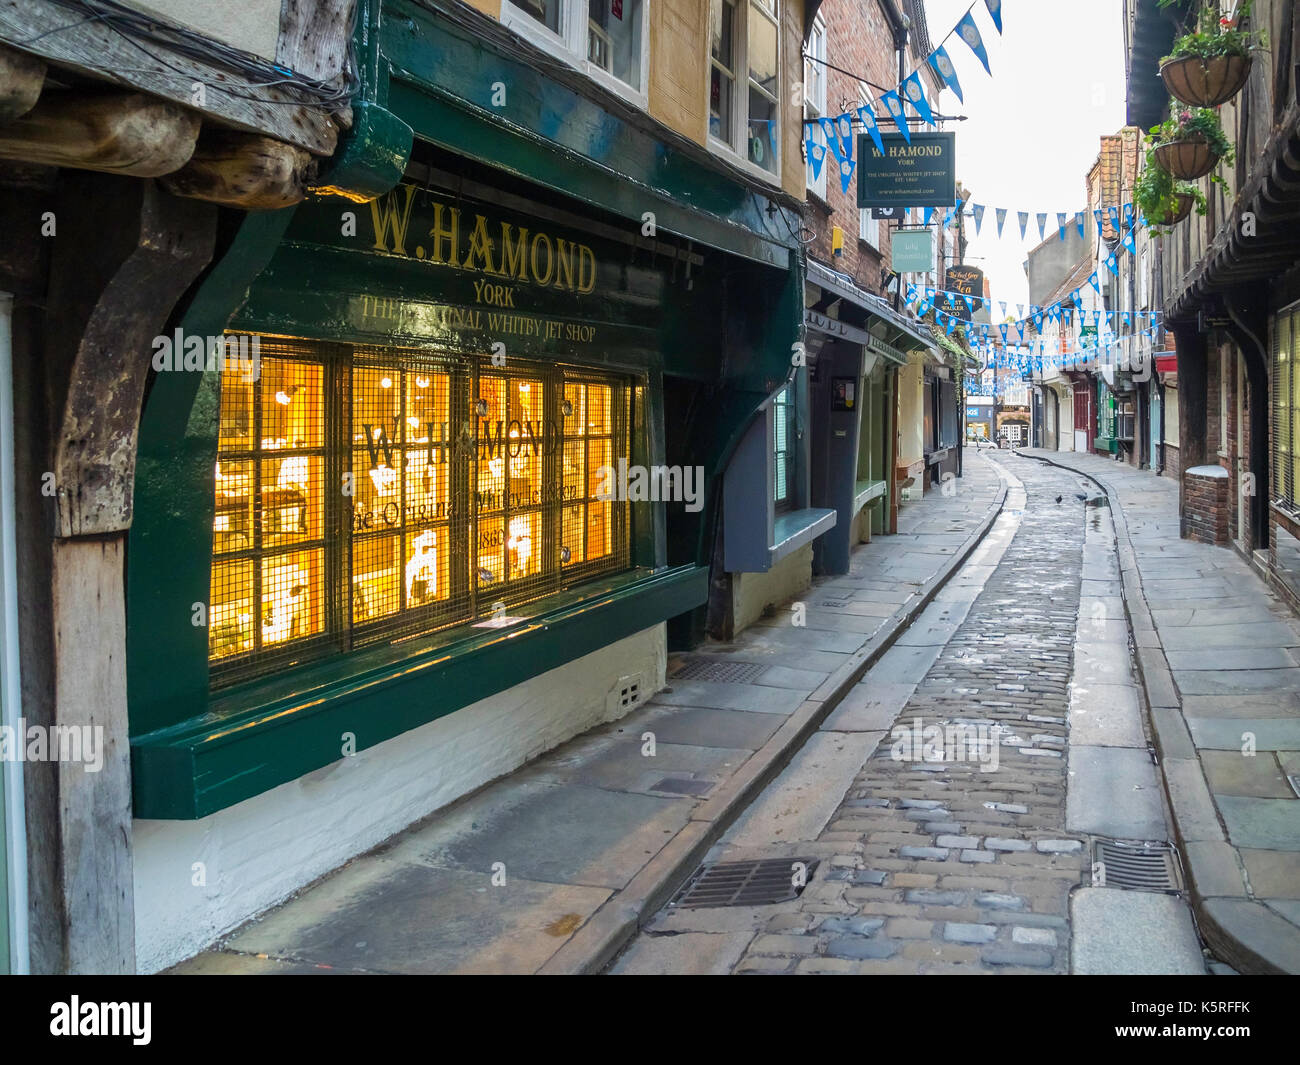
left=210, top=337, right=633, bottom=685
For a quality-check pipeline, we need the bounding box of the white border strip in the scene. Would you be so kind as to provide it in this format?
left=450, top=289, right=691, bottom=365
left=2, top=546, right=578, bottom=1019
left=0, top=292, right=29, bottom=973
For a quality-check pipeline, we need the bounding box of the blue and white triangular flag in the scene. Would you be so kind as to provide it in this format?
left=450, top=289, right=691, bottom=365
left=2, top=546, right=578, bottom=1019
left=956, top=12, right=992, bottom=75
left=837, top=156, right=856, bottom=194
left=857, top=105, right=885, bottom=157
left=924, top=207, right=934, bottom=226
left=998, top=301, right=1007, bottom=317
left=835, top=114, right=855, bottom=160
left=1058, top=212, right=1069, bottom=241
left=819, top=117, right=842, bottom=161
left=806, top=137, right=826, bottom=180
left=1037, top=213, right=1048, bottom=240
left=973, top=203, right=985, bottom=234
left=929, top=46, right=964, bottom=103
left=1107, top=205, right=1120, bottom=231
left=996, top=208, right=1007, bottom=237
left=985, top=0, right=1003, bottom=34
left=1076, top=212, right=1085, bottom=238
left=903, top=72, right=935, bottom=125
left=881, top=91, right=910, bottom=140
left=1088, top=272, right=1101, bottom=294
left=1018, top=212, right=1028, bottom=240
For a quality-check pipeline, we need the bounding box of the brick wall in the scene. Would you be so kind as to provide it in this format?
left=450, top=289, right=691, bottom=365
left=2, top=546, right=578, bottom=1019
left=806, top=0, right=901, bottom=290
left=806, top=1, right=943, bottom=296
left=1183, top=467, right=1230, bottom=545
left=1164, top=443, right=1181, bottom=479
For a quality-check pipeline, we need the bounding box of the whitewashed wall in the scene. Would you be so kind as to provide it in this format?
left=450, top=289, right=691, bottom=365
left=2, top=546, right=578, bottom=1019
left=133, top=624, right=667, bottom=973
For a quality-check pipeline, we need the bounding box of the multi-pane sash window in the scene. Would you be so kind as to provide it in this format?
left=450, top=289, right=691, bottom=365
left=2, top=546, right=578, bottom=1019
left=210, top=338, right=634, bottom=685
left=773, top=384, right=792, bottom=509
left=710, top=0, right=781, bottom=175
left=505, top=0, right=645, bottom=93
left=1274, top=305, right=1300, bottom=508
left=803, top=15, right=826, bottom=198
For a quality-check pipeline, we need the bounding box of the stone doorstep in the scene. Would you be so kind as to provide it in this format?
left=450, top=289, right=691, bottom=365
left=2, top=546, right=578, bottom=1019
left=543, top=469, right=1011, bottom=974
left=1018, top=448, right=1300, bottom=975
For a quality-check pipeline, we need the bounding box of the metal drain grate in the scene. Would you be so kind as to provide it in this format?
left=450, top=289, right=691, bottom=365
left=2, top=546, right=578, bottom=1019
left=649, top=777, right=714, bottom=797
left=1092, top=840, right=1182, bottom=894
left=672, top=858, right=820, bottom=909
left=669, top=658, right=766, bottom=684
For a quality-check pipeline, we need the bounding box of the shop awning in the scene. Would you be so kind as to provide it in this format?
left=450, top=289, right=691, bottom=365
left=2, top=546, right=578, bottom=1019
left=806, top=259, right=938, bottom=365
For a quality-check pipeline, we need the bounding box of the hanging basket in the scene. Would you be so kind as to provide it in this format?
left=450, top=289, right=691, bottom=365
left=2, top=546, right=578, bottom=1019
left=1155, top=192, right=1197, bottom=227
left=1153, top=138, right=1220, bottom=180
left=1160, top=53, right=1252, bottom=108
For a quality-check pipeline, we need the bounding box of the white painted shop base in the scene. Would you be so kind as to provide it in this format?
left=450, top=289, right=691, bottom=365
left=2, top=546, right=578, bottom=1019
left=132, top=624, right=667, bottom=973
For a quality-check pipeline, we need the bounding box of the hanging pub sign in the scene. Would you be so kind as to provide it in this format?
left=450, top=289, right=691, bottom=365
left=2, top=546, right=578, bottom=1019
left=857, top=132, right=957, bottom=210
left=941, top=265, right=984, bottom=321
left=945, top=265, right=984, bottom=300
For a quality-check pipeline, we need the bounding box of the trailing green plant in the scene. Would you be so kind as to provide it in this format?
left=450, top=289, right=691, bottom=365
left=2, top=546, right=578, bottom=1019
left=1134, top=148, right=1207, bottom=228
left=1150, top=106, right=1235, bottom=165
left=1158, top=0, right=1266, bottom=60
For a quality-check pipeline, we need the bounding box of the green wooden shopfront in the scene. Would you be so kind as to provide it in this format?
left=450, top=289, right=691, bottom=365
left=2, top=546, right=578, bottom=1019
left=125, top=0, right=806, bottom=843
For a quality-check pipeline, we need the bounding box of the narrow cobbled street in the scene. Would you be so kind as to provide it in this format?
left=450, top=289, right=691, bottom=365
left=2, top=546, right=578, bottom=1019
left=613, top=453, right=1204, bottom=974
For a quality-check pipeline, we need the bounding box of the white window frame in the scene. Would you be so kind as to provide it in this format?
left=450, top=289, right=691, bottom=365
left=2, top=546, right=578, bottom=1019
left=708, top=0, right=783, bottom=186
left=804, top=14, right=827, bottom=200
left=856, top=84, right=879, bottom=248
left=502, top=0, right=651, bottom=110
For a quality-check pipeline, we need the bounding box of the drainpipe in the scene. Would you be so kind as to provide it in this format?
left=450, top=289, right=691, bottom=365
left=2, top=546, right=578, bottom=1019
left=0, top=292, right=29, bottom=974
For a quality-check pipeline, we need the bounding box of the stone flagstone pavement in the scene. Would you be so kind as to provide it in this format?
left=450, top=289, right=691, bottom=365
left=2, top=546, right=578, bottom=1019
left=1019, top=447, right=1300, bottom=975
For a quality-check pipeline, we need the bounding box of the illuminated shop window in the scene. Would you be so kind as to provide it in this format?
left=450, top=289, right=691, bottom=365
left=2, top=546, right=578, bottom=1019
left=210, top=349, right=327, bottom=668
left=210, top=339, right=632, bottom=684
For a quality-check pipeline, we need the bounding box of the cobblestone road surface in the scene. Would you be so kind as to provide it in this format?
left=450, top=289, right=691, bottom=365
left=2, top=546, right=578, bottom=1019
left=615, top=457, right=1109, bottom=975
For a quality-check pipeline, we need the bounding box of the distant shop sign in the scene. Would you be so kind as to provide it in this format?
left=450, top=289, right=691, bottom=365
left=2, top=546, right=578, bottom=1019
left=857, top=132, right=957, bottom=209
left=892, top=230, right=934, bottom=274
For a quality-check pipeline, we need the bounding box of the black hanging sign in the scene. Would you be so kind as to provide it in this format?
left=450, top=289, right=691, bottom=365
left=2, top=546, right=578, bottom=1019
left=857, top=132, right=957, bottom=210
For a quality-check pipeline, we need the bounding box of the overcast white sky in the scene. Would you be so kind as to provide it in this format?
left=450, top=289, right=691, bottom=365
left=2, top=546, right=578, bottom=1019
left=918, top=0, right=1127, bottom=309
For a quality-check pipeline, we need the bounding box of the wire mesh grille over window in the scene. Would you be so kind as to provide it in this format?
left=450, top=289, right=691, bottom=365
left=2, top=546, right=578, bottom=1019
left=210, top=336, right=634, bottom=687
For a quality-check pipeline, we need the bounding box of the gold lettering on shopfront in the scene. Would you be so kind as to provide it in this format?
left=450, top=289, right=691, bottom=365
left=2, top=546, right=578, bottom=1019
left=368, top=186, right=598, bottom=294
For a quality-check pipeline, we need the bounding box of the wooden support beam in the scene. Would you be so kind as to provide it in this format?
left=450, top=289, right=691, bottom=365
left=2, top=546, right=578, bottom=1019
left=0, top=40, right=43, bottom=122
left=20, top=172, right=215, bottom=973
left=0, top=0, right=340, bottom=155
left=45, top=173, right=216, bottom=538
left=0, top=91, right=199, bottom=177
left=161, top=128, right=318, bottom=208
left=277, top=0, right=357, bottom=82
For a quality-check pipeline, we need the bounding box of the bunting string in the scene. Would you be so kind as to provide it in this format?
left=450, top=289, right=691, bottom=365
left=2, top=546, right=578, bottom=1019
left=805, top=0, right=1003, bottom=193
